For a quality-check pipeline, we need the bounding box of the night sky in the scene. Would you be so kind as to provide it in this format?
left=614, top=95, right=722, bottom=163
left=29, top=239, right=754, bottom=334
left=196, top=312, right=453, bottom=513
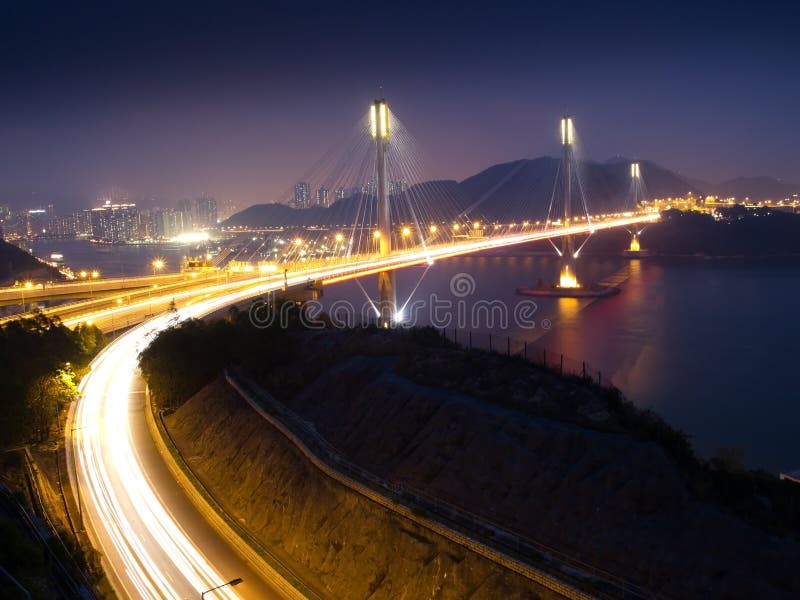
left=1, top=1, right=797, bottom=211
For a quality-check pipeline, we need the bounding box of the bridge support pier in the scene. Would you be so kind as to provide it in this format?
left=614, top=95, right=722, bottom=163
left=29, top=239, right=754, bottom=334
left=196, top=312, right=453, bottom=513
left=559, top=236, right=578, bottom=288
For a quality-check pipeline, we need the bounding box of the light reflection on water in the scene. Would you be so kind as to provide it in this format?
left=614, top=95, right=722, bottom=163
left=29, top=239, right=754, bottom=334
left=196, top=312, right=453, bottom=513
left=28, top=240, right=800, bottom=473
left=29, top=239, right=203, bottom=277
left=321, top=252, right=800, bottom=474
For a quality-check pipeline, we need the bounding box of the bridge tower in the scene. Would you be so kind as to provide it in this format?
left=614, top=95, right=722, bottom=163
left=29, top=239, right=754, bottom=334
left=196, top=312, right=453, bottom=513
left=558, top=115, right=579, bottom=288
left=370, top=99, right=396, bottom=325
left=629, top=162, right=642, bottom=251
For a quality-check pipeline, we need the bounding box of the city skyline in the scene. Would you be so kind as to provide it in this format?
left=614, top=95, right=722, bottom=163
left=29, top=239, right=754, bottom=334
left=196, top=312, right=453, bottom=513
left=1, top=1, right=798, bottom=212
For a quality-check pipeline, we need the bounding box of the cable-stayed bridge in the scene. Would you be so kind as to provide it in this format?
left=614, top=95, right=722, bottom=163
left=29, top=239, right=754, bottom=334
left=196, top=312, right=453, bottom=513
left=18, top=101, right=665, bottom=600
left=4, top=104, right=656, bottom=329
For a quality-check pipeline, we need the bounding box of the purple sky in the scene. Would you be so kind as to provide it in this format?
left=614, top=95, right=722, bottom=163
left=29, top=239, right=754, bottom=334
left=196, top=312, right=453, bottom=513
left=1, top=1, right=798, bottom=211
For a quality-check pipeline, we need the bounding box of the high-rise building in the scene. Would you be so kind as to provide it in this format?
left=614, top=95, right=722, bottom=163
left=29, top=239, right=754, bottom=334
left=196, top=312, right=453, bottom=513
left=46, top=214, right=76, bottom=239
left=91, top=201, right=140, bottom=242
left=361, top=179, right=377, bottom=197
left=216, top=198, right=237, bottom=222
left=315, top=187, right=329, bottom=208
left=26, top=209, right=48, bottom=238
left=389, top=179, right=408, bottom=196
left=334, top=187, right=346, bottom=202
left=293, top=182, right=310, bottom=209
left=152, top=208, right=185, bottom=239
left=194, top=195, right=218, bottom=229
left=177, top=198, right=194, bottom=231
left=73, top=209, right=93, bottom=237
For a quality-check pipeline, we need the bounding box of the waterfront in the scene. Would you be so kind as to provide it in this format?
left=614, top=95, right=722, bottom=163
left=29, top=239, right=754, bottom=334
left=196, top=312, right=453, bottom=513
left=319, top=252, right=800, bottom=474
left=30, top=239, right=204, bottom=277
left=27, top=239, right=799, bottom=473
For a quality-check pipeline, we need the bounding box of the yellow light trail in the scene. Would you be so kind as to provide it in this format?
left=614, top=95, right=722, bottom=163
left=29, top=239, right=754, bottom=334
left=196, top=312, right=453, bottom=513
left=69, top=212, right=656, bottom=598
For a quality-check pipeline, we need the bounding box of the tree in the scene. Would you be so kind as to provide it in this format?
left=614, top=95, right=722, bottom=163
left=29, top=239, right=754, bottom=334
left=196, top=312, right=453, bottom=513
left=0, top=314, right=105, bottom=447
left=25, top=375, right=71, bottom=441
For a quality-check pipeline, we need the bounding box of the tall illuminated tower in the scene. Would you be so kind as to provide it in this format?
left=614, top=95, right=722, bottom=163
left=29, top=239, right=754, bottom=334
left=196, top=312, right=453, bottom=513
left=559, top=116, right=579, bottom=288
left=630, top=162, right=641, bottom=251
left=370, top=99, right=396, bottom=324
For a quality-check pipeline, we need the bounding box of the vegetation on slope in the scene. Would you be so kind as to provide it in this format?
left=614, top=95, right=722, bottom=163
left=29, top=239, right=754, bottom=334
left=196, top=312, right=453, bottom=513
left=0, top=312, right=106, bottom=448
left=139, top=313, right=800, bottom=540
left=138, top=303, right=299, bottom=410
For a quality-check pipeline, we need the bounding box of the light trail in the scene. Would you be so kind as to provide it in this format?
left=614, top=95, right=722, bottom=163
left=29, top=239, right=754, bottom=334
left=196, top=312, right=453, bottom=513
left=69, top=213, right=656, bottom=599
left=74, top=314, right=245, bottom=599
left=71, top=281, right=304, bottom=598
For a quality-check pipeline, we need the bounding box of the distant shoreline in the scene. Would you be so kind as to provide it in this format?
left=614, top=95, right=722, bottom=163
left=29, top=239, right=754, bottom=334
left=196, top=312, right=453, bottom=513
left=485, top=247, right=800, bottom=262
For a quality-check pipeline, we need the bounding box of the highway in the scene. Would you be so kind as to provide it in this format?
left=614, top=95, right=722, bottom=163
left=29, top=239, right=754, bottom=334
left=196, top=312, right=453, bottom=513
left=0, top=270, right=263, bottom=329
left=0, top=272, right=190, bottom=306
left=69, top=294, right=290, bottom=599
left=65, top=213, right=657, bottom=599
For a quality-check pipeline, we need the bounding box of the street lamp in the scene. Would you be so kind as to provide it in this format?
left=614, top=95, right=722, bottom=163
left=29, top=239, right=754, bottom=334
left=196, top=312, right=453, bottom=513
left=20, top=280, right=33, bottom=311
left=148, top=284, right=158, bottom=316
left=152, top=259, right=165, bottom=277
left=201, top=577, right=243, bottom=599
left=70, top=424, right=89, bottom=530
left=372, top=229, right=381, bottom=253
left=86, top=271, right=99, bottom=298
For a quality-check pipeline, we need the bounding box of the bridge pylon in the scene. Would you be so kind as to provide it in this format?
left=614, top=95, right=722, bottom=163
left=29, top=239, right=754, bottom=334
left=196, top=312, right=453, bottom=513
left=370, top=99, right=396, bottom=326
left=630, top=162, right=641, bottom=251
left=624, top=162, right=651, bottom=257
left=558, top=115, right=580, bottom=289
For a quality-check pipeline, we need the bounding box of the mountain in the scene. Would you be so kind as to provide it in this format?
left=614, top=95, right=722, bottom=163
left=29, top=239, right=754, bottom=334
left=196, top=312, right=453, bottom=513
left=682, top=176, right=798, bottom=201
left=713, top=176, right=798, bottom=201
left=459, top=157, right=701, bottom=221
left=221, top=157, right=701, bottom=228
left=0, top=239, right=62, bottom=285
left=224, top=180, right=466, bottom=228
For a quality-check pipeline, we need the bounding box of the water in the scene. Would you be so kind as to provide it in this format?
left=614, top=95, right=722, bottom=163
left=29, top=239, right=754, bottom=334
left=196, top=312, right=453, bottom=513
left=29, top=239, right=207, bottom=277
left=30, top=240, right=800, bottom=472
left=317, top=253, right=800, bottom=474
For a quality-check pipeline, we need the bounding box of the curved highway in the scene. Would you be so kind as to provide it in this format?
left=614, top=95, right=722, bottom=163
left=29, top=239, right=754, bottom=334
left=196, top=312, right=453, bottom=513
left=69, top=289, right=288, bottom=599
left=66, top=214, right=657, bottom=599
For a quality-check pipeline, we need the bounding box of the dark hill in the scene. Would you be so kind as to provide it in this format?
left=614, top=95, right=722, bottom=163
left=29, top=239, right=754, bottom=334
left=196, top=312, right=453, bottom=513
left=0, top=239, right=62, bottom=285
left=222, top=157, right=703, bottom=228
left=223, top=180, right=465, bottom=228
left=714, top=176, right=798, bottom=201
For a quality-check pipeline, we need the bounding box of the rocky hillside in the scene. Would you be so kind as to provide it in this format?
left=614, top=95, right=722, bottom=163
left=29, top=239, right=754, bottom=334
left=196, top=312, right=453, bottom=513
left=167, top=377, right=557, bottom=600
left=156, top=326, right=800, bottom=599
left=282, top=350, right=799, bottom=598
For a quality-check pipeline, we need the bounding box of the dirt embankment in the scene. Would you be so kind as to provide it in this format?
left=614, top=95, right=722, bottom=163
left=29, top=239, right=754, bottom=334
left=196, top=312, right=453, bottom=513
left=167, top=377, right=559, bottom=600
left=166, top=330, right=800, bottom=599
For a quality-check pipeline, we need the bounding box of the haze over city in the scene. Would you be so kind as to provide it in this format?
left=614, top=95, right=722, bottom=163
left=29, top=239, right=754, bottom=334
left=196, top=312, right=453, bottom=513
left=1, top=0, right=798, bottom=211
left=2, top=3, right=800, bottom=600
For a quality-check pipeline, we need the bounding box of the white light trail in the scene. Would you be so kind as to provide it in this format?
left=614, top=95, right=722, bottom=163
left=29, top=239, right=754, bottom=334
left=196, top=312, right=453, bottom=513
left=71, top=212, right=657, bottom=598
